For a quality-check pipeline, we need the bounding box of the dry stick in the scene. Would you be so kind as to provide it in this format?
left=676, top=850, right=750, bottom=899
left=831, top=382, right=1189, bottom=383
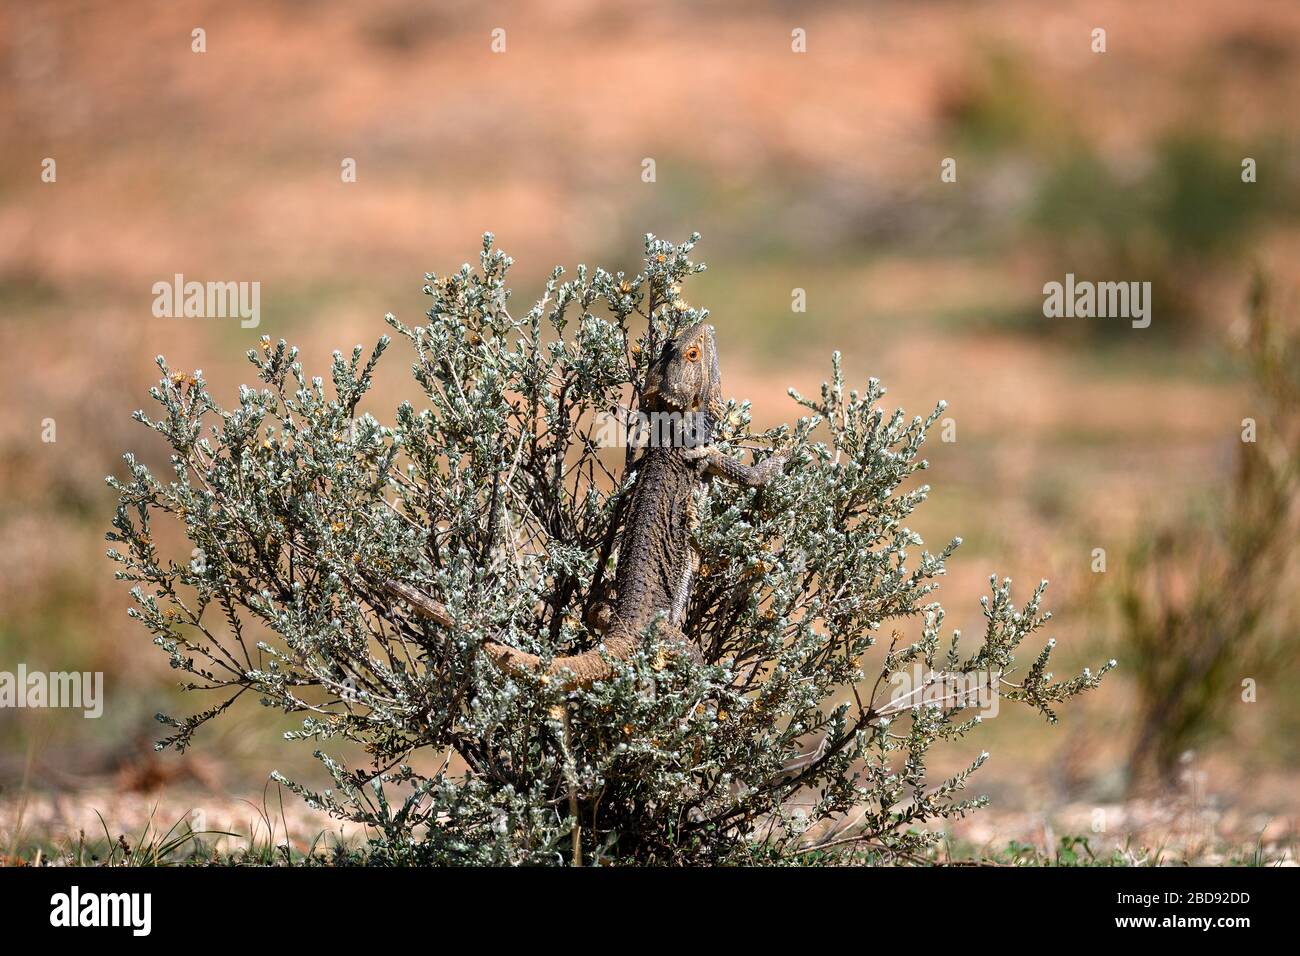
left=382, top=580, right=454, bottom=628
left=560, top=709, right=582, bottom=866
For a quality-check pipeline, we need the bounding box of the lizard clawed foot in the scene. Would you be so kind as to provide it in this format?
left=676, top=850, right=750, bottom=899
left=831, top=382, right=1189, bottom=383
left=685, top=443, right=786, bottom=489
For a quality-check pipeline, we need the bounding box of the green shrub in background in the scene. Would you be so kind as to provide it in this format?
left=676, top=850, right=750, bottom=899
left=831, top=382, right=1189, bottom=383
left=1121, top=275, right=1300, bottom=788
left=108, top=234, right=1111, bottom=864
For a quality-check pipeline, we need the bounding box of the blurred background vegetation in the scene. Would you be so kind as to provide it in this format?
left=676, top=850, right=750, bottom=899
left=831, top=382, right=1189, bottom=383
left=1, top=0, right=1297, bottom=858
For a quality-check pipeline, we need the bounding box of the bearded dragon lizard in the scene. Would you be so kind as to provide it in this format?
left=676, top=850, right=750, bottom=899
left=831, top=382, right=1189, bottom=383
left=385, top=321, right=784, bottom=686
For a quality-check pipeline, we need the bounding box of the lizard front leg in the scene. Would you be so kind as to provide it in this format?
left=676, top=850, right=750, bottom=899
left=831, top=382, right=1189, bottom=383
left=682, top=444, right=785, bottom=488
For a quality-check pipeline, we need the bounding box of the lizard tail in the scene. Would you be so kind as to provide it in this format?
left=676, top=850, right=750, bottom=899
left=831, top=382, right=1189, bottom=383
left=485, top=622, right=699, bottom=688
left=483, top=633, right=639, bottom=689
left=382, top=579, right=636, bottom=689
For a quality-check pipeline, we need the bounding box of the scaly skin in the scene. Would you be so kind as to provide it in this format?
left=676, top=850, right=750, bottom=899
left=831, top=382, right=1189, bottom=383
left=387, top=322, right=784, bottom=687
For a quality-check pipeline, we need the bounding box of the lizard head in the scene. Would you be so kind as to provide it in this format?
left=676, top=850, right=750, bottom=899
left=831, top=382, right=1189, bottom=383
left=642, top=321, right=725, bottom=422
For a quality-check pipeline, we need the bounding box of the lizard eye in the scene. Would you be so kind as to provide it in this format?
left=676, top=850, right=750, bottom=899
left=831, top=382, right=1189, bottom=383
left=684, top=346, right=701, bottom=362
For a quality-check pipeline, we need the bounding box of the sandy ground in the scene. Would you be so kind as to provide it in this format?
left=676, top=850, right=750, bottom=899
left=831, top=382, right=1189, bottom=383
left=3, top=781, right=1293, bottom=865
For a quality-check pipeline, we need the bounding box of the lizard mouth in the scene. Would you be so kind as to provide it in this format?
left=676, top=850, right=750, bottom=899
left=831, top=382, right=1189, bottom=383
left=644, top=385, right=695, bottom=412
left=642, top=380, right=684, bottom=409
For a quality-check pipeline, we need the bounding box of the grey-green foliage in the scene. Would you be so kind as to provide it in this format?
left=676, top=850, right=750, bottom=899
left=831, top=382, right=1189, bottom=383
left=108, top=233, right=1111, bottom=864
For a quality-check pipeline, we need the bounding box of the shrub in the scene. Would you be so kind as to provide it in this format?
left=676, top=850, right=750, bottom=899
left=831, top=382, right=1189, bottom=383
left=108, top=233, right=1111, bottom=864
left=1120, top=274, right=1300, bottom=788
